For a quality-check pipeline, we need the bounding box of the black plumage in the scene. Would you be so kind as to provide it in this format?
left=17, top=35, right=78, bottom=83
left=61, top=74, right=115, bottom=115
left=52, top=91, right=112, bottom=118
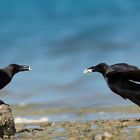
left=0, top=64, right=31, bottom=90
left=84, top=63, right=140, bottom=106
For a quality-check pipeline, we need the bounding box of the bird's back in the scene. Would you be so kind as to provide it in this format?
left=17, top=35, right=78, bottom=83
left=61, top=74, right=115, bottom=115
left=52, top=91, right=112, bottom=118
left=110, top=63, right=139, bottom=71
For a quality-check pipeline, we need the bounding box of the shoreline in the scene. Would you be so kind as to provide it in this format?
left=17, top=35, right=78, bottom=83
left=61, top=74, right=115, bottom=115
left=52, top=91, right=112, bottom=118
left=12, top=104, right=140, bottom=122
left=1, top=104, right=140, bottom=139
left=13, top=118, right=140, bottom=140
left=8, top=104, right=140, bottom=139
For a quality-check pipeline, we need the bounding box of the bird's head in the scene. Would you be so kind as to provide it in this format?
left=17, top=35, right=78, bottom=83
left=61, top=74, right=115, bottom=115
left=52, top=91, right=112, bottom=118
left=6, top=64, right=32, bottom=76
left=83, top=63, right=109, bottom=75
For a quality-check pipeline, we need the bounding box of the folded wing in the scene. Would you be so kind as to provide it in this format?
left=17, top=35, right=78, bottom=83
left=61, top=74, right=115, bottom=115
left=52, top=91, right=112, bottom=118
left=106, top=63, right=140, bottom=82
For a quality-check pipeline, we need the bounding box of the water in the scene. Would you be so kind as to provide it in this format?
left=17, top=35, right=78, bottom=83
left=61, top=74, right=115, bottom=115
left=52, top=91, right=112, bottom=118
left=0, top=0, right=140, bottom=107
left=14, top=112, right=140, bottom=123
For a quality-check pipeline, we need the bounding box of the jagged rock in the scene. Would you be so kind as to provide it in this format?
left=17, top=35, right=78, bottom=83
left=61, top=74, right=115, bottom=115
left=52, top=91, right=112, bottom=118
left=0, top=104, right=16, bottom=139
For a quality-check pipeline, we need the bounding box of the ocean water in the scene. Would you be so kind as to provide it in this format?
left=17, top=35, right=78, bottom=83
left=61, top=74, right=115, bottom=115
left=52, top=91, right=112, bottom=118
left=0, top=0, right=140, bottom=107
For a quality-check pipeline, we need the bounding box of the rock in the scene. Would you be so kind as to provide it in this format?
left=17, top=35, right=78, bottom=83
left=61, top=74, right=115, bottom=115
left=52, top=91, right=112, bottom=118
left=94, top=132, right=113, bottom=140
left=0, top=104, right=16, bottom=139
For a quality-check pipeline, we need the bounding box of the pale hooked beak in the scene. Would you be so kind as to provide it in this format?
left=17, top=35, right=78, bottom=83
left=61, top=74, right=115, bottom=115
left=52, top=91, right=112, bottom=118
left=83, top=69, right=93, bottom=74
left=20, top=65, right=32, bottom=71
left=83, top=66, right=96, bottom=74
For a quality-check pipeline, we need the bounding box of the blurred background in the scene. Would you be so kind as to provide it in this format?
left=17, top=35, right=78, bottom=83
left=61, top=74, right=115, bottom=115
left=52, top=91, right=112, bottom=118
left=0, top=0, right=140, bottom=107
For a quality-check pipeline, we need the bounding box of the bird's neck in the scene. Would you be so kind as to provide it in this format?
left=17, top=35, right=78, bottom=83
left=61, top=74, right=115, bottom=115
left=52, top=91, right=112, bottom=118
left=100, top=71, right=107, bottom=76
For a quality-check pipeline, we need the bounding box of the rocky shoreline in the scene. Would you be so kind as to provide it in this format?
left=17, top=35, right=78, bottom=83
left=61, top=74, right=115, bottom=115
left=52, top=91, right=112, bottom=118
left=1, top=104, right=140, bottom=139
left=13, top=118, right=140, bottom=140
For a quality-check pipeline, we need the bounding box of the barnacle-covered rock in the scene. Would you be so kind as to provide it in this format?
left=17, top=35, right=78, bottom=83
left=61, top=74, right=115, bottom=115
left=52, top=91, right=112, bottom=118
left=0, top=103, right=16, bottom=139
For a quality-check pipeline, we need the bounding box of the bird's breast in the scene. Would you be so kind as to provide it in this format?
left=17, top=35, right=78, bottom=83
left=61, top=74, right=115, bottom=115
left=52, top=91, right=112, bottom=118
left=105, top=77, right=123, bottom=93
left=0, top=74, right=11, bottom=89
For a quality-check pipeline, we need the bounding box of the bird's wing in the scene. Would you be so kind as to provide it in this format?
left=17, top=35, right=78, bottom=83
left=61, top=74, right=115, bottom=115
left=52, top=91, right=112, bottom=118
left=110, top=63, right=139, bottom=71
left=106, top=63, right=140, bottom=82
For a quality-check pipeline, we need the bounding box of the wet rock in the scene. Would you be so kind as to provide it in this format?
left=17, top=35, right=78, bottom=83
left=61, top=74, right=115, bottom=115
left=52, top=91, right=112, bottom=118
left=0, top=104, right=16, bottom=139
left=94, top=132, right=113, bottom=140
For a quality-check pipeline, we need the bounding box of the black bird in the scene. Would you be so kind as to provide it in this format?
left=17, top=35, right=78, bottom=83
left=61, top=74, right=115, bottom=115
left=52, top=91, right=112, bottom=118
left=84, top=63, right=140, bottom=106
left=0, top=64, right=31, bottom=90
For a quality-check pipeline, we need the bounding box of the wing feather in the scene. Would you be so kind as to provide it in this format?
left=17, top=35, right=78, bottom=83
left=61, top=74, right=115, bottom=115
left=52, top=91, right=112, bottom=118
left=106, top=63, right=140, bottom=82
